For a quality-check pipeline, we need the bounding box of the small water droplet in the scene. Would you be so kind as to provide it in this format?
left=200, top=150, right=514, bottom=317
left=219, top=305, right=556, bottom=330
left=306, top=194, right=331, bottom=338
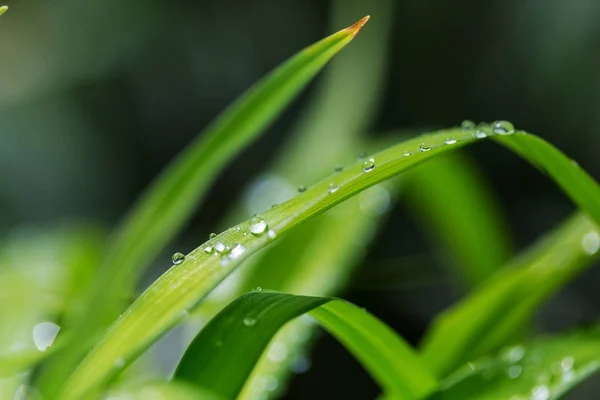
left=271, top=203, right=279, bottom=209
left=215, top=242, right=230, bottom=254
left=298, top=185, right=306, bottom=193
left=204, top=246, right=213, bottom=254
left=250, top=216, right=268, bottom=236
left=328, top=183, right=340, bottom=194
left=234, top=226, right=241, bottom=232
left=243, top=317, right=257, bottom=327
left=267, top=229, right=277, bottom=239
left=209, top=233, right=217, bottom=239
left=531, top=385, right=550, bottom=400
left=334, top=165, right=343, bottom=173
left=420, top=143, right=432, bottom=152
left=475, top=130, right=487, bottom=139
left=461, top=120, right=476, bottom=130
left=253, top=286, right=263, bottom=292
left=357, top=152, right=367, bottom=160
left=561, top=356, right=575, bottom=371
left=492, top=120, right=515, bottom=135
left=33, top=322, right=60, bottom=351
left=114, top=357, right=125, bottom=368
left=362, top=158, right=375, bottom=172
left=172, top=252, right=185, bottom=264
left=508, top=365, right=522, bottom=379
left=445, top=137, right=457, bottom=145
left=582, top=232, right=600, bottom=255
left=402, top=151, right=411, bottom=157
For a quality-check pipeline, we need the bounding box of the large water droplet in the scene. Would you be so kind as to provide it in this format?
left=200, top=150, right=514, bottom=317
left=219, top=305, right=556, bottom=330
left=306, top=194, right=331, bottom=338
left=362, top=158, right=375, bottom=172
left=328, top=183, right=340, bottom=194
left=243, top=317, right=257, bottom=327
left=582, top=232, right=600, bottom=255
left=420, top=143, right=432, bottom=152
left=172, top=252, right=185, bottom=264
left=33, top=322, right=60, bottom=351
left=492, top=120, right=515, bottom=135
left=249, top=216, right=268, bottom=236
left=461, top=120, right=476, bottom=130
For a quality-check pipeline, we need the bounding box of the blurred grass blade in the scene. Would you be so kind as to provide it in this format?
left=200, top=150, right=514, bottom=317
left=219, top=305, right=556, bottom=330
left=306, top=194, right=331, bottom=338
left=404, top=152, right=512, bottom=286
left=37, top=16, right=370, bottom=397
left=433, top=329, right=600, bottom=399
left=175, top=292, right=438, bottom=399
left=58, top=125, right=600, bottom=399
left=420, top=212, right=599, bottom=377
left=107, top=381, right=223, bottom=400
left=0, top=6, right=7, bottom=16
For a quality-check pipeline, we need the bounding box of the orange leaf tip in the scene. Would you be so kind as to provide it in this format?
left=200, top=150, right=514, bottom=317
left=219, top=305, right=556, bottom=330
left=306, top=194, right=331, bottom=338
left=345, top=15, right=370, bottom=38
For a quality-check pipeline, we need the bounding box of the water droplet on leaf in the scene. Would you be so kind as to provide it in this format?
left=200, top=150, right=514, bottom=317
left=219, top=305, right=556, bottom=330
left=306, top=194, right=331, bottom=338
left=445, top=137, right=457, bottom=145
left=328, top=183, right=340, bottom=194
left=249, top=216, right=268, bottom=236
left=243, top=317, right=257, bottom=327
left=420, top=143, right=431, bottom=152
left=362, top=158, right=375, bottom=172
left=461, top=120, right=476, bottom=129
left=334, top=165, right=343, bottom=173
left=582, top=232, right=599, bottom=255
left=298, top=185, right=306, bottom=193
left=492, top=120, right=515, bottom=135
left=172, top=252, right=185, bottom=264
left=209, top=233, right=217, bottom=239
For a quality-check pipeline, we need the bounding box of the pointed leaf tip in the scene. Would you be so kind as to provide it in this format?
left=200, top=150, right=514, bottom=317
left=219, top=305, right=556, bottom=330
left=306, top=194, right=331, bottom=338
left=0, top=6, right=8, bottom=16
left=345, top=15, right=370, bottom=38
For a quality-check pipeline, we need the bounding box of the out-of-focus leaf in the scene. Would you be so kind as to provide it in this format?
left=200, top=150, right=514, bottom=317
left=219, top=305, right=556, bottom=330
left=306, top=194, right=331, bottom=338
left=404, top=152, right=512, bottom=286
left=432, top=329, right=600, bottom=399
left=37, top=16, right=370, bottom=398
left=0, top=6, right=7, bottom=16
left=107, top=381, right=223, bottom=400
left=421, top=213, right=599, bottom=377
left=58, top=125, right=600, bottom=399
left=175, top=292, right=438, bottom=399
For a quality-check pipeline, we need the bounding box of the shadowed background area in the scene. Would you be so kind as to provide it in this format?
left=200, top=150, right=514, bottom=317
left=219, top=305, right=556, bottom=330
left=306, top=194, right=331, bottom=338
left=1, top=0, right=600, bottom=398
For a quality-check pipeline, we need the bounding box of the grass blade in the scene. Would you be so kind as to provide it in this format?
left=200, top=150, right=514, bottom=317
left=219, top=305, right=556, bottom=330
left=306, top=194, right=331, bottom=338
left=0, top=6, right=7, bottom=17
left=37, top=16, right=370, bottom=397
left=57, top=124, right=600, bottom=399
left=433, top=329, right=600, bottom=399
left=420, top=213, right=599, bottom=377
left=108, top=381, right=223, bottom=400
left=175, top=292, right=438, bottom=399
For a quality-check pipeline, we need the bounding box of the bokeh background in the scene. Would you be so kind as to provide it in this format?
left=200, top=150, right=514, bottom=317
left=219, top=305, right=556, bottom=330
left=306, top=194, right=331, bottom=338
left=2, top=0, right=600, bottom=398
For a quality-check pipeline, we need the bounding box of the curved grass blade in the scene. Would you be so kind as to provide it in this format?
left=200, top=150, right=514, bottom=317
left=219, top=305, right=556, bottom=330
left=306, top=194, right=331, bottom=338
left=420, top=212, right=599, bottom=377
left=58, top=125, right=600, bottom=399
left=175, top=292, right=438, bottom=399
left=404, top=151, right=512, bottom=286
left=37, top=16, right=371, bottom=397
left=0, top=6, right=7, bottom=16
left=432, top=329, right=600, bottom=400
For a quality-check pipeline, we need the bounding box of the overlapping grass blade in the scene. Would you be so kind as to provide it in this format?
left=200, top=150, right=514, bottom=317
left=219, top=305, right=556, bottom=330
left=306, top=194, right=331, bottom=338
left=404, top=152, right=512, bottom=286
left=36, top=16, right=370, bottom=397
left=175, top=292, right=438, bottom=399
left=420, top=213, right=599, bottom=377
left=57, top=125, right=600, bottom=399
left=432, top=328, right=600, bottom=399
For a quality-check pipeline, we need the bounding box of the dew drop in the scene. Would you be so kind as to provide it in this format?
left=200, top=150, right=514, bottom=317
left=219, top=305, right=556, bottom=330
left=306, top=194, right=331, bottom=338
left=445, top=137, right=457, bottom=145
left=492, top=120, right=515, bottom=135
left=475, top=130, right=488, bottom=139
left=420, top=143, right=432, bottom=152
left=461, top=120, right=476, bottom=130
left=268, top=342, right=288, bottom=362
left=209, top=233, right=217, bottom=239
left=249, top=216, right=268, bottom=236
left=229, top=243, right=246, bottom=259
left=243, top=317, right=257, bottom=327
left=334, top=165, right=343, bottom=173
left=402, top=151, right=411, bottom=157
left=33, top=321, right=60, bottom=351
left=234, top=226, right=241, bottom=232
left=531, top=385, right=550, bottom=400
left=298, top=185, right=306, bottom=193
left=172, top=252, right=185, bottom=265
left=203, top=246, right=213, bottom=254
left=582, top=232, right=600, bottom=255
left=328, top=183, right=340, bottom=194
left=508, top=365, right=522, bottom=379
left=267, top=229, right=277, bottom=239
left=214, top=242, right=230, bottom=254
left=253, top=286, right=263, bottom=292
left=561, top=356, right=575, bottom=371
left=362, top=158, right=375, bottom=173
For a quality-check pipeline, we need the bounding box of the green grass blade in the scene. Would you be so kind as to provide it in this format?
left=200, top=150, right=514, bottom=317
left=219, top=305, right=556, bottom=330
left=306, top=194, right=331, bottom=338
left=420, top=213, right=599, bottom=377
left=58, top=124, right=600, bottom=399
left=36, top=16, right=370, bottom=397
left=175, top=292, right=438, bottom=399
left=433, top=329, right=600, bottom=399
left=0, top=6, right=7, bottom=16
left=404, top=152, right=512, bottom=286
left=108, top=381, right=223, bottom=400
